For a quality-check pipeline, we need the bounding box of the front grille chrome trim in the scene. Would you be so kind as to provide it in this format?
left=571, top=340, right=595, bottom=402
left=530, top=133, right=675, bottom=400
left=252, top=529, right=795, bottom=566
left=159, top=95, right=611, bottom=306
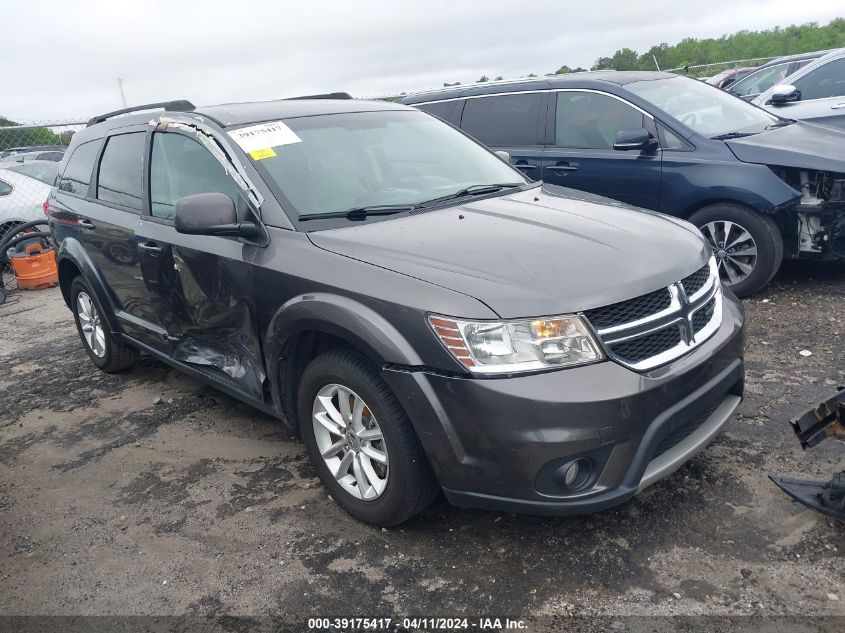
left=584, top=258, right=723, bottom=372
left=596, top=285, right=683, bottom=337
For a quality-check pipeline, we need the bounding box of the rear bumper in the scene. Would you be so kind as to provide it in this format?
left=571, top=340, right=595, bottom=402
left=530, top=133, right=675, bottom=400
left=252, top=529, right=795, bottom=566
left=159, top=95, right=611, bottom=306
left=382, top=293, right=745, bottom=516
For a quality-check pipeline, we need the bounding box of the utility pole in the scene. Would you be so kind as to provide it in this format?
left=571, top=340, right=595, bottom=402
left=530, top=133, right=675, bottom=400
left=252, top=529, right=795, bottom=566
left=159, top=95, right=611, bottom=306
left=652, top=54, right=661, bottom=71
left=117, top=78, right=128, bottom=108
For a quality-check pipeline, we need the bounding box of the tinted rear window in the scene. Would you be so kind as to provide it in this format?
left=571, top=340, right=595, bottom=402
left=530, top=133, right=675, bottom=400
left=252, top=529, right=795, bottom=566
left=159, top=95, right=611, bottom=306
left=58, top=140, right=100, bottom=196
left=417, top=100, right=457, bottom=122
left=460, top=93, right=542, bottom=146
left=96, top=132, right=145, bottom=211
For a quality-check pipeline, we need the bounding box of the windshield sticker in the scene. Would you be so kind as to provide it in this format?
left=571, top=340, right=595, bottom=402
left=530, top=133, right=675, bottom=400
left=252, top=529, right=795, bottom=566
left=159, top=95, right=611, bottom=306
left=229, top=120, right=302, bottom=153
left=249, top=148, right=277, bottom=161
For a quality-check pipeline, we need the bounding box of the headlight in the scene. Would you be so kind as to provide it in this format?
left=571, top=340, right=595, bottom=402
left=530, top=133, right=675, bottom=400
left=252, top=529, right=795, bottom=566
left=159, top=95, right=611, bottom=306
left=428, top=314, right=604, bottom=374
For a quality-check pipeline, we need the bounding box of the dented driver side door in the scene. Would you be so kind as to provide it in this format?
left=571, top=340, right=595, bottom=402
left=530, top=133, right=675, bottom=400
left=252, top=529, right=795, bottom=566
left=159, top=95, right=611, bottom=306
left=136, top=128, right=265, bottom=400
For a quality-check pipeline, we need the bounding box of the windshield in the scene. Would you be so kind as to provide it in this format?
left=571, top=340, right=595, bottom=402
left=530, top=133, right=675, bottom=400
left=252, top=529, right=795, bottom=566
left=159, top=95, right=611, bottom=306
left=627, top=76, right=780, bottom=138
left=729, top=63, right=792, bottom=97
left=243, top=110, right=526, bottom=218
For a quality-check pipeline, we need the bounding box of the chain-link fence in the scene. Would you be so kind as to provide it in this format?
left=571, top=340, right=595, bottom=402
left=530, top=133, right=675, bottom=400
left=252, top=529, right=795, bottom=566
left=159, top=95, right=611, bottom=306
left=666, top=56, right=779, bottom=81
left=0, top=120, right=85, bottom=300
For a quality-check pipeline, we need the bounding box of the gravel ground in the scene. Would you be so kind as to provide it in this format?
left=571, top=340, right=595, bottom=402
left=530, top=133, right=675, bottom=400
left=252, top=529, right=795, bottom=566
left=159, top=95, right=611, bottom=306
left=0, top=261, right=843, bottom=628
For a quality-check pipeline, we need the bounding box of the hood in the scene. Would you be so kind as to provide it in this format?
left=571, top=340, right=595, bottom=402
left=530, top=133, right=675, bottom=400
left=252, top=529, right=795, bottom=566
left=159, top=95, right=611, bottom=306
left=725, top=121, right=845, bottom=173
left=308, top=186, right=709, bottom=318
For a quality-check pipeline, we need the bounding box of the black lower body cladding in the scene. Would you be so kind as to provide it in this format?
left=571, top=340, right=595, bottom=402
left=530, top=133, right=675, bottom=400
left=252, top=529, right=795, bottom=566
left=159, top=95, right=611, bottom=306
left=382, top=294, right=745, bottom=515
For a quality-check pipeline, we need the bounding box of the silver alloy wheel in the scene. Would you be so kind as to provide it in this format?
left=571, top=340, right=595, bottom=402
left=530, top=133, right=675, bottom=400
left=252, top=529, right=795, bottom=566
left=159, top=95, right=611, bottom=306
left=312, top=383, right=389, bottom=501
left=699, top=220, right=758, bottom=286
left=76, top=291, right=106, bottom=358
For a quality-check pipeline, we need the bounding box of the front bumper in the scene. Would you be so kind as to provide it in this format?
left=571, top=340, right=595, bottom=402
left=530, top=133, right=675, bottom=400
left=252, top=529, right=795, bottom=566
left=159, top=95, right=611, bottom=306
left=382, top=293, right=745, bottom=516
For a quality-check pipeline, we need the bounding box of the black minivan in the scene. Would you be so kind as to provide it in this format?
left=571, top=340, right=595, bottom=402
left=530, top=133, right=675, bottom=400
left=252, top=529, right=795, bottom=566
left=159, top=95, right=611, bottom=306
left=49, top=97, right=744, bottom=526
left=399, top=72, right=845, bottom=297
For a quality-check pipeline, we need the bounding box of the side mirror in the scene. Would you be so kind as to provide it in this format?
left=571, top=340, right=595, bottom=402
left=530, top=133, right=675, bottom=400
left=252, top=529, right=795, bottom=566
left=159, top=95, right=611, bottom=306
left=769, top=84, right=800, bottom=105
left=613, top=128, right=658, bottom=152
left=494, top=150, right=511, bottom=163
left=174, top=192, right=259, bottom=239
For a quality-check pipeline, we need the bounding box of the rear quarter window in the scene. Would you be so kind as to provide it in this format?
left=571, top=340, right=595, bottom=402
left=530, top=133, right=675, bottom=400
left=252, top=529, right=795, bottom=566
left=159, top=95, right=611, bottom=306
left=0, top=178, right=12, bottom=196
left=58, top=140, right=101, bottom=197
left=417, top=100, right=457, bottom=122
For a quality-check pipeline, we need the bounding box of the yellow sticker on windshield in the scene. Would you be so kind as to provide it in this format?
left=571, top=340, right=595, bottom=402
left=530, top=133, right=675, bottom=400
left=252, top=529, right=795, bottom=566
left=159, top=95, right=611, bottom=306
left=249, top=148, right=277, bottom=160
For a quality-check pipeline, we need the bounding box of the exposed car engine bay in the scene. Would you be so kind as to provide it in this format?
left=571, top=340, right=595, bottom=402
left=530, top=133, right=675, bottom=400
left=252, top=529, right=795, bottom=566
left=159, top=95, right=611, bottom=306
left=771, top=167, right=845, bottom=259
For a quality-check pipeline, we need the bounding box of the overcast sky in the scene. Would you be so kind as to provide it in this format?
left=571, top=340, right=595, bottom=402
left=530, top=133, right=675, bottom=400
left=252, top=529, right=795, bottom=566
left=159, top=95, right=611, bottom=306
left=1, top=0, right=843, bottom=122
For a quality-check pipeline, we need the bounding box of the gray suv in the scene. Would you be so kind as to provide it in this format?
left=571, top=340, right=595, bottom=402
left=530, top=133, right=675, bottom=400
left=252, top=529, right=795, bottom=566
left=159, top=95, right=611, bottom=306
left=48, top=97, right=745, bottom=526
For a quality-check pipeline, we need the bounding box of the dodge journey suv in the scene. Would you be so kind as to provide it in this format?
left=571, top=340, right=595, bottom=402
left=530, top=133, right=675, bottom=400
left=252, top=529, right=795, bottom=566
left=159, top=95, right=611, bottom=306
left=49, top=96, right=745, bottom=526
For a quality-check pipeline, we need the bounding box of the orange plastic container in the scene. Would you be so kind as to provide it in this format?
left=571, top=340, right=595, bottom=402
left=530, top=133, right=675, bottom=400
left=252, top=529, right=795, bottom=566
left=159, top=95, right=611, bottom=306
left=10, top=240, right=59, bottom=290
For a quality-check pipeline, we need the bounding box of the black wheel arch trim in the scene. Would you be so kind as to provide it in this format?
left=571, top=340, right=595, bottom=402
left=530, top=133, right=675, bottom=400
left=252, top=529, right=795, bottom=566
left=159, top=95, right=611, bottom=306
left=264, top=293, right=439, bottom=429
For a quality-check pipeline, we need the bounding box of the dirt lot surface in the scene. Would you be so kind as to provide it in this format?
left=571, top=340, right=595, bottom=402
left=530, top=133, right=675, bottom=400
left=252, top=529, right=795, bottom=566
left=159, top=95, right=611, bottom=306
left=1, top=262, right=843, bottom=628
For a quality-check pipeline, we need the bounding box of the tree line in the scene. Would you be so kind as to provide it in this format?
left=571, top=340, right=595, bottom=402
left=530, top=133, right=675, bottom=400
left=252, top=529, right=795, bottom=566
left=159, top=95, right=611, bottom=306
left=433, top=17, right=845, bottom=90
left=0, top=116, right=72, bottom=151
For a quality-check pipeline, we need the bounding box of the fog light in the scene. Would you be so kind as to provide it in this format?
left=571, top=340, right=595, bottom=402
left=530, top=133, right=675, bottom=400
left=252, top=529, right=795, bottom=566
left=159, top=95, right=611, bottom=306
left=564, top=461, right=580, bottom=487
left=555, top=458, right=592, bottom=491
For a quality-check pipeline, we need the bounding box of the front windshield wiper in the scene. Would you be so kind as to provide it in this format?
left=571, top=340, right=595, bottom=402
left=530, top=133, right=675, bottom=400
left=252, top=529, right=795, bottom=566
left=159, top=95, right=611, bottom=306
left=416, top=183, right=526, bottom=208
left=298, top=204, right=416, bottom=222
left=710, top=131, right=758, bottom=140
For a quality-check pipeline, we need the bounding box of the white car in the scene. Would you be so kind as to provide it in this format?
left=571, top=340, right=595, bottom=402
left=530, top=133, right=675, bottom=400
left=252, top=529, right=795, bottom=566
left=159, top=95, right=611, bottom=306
left=753, top=48, right=845, bottom=130
left=0, top=167, right=52, bottom=241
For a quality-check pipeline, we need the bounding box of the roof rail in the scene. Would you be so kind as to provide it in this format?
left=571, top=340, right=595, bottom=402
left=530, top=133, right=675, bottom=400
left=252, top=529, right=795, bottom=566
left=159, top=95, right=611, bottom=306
left=284, top=92, right=353, bottom=100
left=86, top=100, right=196, bottom=127
left=401, top=76, right=547, bottom=99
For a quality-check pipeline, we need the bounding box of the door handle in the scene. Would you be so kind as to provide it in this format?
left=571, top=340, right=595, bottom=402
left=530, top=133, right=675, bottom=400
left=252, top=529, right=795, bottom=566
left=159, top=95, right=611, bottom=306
left=137, top=241, right=163, bottom=255
left=78, top=218, right=96, bottom=230
left=514, top=162, right=537, bottom=171
left=831, top=103, right=845, bottom=110
left=546, top=164, right=579, bottom=173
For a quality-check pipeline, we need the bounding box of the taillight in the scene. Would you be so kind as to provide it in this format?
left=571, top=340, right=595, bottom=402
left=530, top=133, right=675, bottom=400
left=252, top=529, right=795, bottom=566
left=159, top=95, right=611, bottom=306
left=43, top=200, right=49, bottom=216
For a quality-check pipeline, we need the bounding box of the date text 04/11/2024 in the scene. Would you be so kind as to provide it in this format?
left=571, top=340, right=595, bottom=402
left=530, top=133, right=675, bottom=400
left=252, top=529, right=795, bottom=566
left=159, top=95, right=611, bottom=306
left=307, top=617, right=527, bottom=630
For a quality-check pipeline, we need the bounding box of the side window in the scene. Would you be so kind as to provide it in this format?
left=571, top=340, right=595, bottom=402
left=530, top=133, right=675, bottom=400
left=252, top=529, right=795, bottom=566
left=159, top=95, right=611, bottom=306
left=460, top=93, right=542, bottom=146
left=58, top=140, right=100, bottom=196
left=794, top=58, right=845, bottom=100
left=417, top=101, right=457, bottom=122
left=149, top=133, right=239, bottom=221
left=555, top=92, right=645, bottom=149
left=659, top=124, right=687, bottom=150
left=0, top=178, right=11, bottom=196
left=96, top=132, right=145, bottom=211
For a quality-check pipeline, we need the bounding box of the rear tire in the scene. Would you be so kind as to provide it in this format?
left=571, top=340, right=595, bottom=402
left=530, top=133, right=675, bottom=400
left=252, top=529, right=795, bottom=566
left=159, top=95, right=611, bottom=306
left=689, top=203, right=783, bottom=298
left=70, top=276, right=139, bottom=372
left=298, top=349, right=438, bottom=526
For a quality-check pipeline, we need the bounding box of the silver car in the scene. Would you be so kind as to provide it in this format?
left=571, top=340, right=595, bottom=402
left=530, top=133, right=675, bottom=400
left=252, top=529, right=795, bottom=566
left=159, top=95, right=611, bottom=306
left=753, top=48, right=845, bottom=130
left=0, top=167, right=53, bottom=240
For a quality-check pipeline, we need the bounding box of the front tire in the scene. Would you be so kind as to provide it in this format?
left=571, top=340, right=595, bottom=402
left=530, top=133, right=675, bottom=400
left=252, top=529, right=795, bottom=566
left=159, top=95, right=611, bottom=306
left=298, top=349, right=438, bottom=526
left=70, top=276, right=139, bottom=372
left=689, top=203, right=783, bottom=298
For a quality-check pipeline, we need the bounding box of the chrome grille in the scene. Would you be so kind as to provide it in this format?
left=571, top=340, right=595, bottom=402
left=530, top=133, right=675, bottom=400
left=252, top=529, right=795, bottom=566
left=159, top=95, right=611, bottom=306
left=692, top=296, right=717, bottom=334
left=583, top=258, right=723, bottom=371
left=612, top=326, right=682, bottom=364
left=584, top=288, right=672, bottom=330
left=681, top=264, right=710, bottom=298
